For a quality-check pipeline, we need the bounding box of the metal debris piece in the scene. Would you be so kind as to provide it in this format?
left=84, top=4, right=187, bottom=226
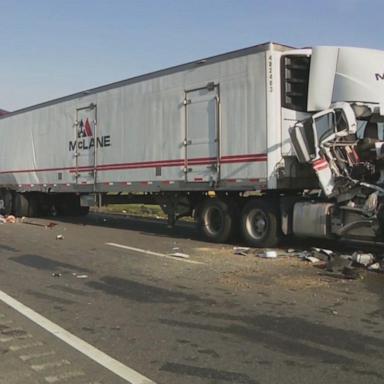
left=76, top=274, right=88, bottom=279
left=368, top=262, right=381, bottom=271
left=352, top=252, right=375, bottom=266
left=257, top=249, right=278, bottom=259
left=233, top=247, right=250, bottom=256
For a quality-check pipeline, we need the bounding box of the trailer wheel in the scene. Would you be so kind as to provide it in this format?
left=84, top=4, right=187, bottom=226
left=197, top=199, right=234, bottom=243
left=240, top=199, right=280, bottom=247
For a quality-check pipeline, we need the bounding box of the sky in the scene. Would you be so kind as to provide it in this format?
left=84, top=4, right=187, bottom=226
left=0, top=0, right=381, bottom=111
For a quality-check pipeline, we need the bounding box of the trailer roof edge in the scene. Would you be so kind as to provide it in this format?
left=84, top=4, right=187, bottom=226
left=0, top=42, right=294, bottom=119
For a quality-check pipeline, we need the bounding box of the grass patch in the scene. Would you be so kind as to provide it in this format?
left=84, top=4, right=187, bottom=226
left=95, top=203, right=194, bottom=222
left=100, top=204, right=166, bottom=218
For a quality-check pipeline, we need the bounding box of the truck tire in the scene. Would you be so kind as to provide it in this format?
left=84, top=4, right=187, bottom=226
left=197, top=198, right=234, bottom=243
left=240, top=199, right=280, bottom=247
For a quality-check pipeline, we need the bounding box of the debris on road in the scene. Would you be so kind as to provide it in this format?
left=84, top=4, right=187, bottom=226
left=368, top=262, right=381, bottom=271
left=233, top=247, right=251, bottom=256
left=56, top=234, right=64, bottom=240
left=52, top=272, right=62, bottom=278
left=257, top=249, right=278, bottom=259
left=352, top=252, right=375, bottom=266
left=75, top=274, right=88, bottom=279
left=0, top=214, right=17, bottom=224
left=298, top=250, right=321, bottom=263
left=5, top=215, right=16, bottom=224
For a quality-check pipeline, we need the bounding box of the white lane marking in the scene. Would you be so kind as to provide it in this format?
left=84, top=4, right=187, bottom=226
left=0, top=290, right=156, bottom=384
left=106, top=242, right=204, bottom=265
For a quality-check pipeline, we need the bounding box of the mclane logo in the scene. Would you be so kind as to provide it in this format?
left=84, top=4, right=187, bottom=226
left=375, top=73, right=384, bottom=81
left=69, top=118, right=111, bottom=151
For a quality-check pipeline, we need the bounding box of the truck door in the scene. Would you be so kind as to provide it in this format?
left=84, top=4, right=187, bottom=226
left=184, top=83, right=220, bottom=183
left=74, top=103, right=97, bottom=185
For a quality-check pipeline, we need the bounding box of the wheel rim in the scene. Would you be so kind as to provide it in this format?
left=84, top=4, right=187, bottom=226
left=205, top=206, right=224, bottom=236
left=245, top=208, right=268, bottom=240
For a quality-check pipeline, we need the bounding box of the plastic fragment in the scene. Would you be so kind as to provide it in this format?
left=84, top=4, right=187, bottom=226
left=257, top=250, right=278, bottom=259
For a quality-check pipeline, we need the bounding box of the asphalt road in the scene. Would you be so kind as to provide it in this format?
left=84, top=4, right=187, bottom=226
left=0, top=212, right=383, bottom=384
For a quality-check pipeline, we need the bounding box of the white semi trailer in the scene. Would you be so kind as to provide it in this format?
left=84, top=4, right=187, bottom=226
left=1, top=42, right=384, bottom=246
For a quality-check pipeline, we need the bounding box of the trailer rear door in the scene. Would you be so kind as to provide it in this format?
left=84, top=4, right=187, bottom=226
left=74, top=104, right=97, bottom=185
left=184, top=84, right=219, bottom=183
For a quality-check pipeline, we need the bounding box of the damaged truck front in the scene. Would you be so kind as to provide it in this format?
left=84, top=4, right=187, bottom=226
left=286, top=46, right=384, bottom=244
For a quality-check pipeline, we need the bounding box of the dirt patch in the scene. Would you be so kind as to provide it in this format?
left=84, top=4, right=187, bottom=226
left=273, top=274, right=330, bottom=289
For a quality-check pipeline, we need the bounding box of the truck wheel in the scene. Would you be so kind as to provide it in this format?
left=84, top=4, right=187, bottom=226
left=240, top=199, right=280, bottom=247
left=197, top=198, right=234, bottom=243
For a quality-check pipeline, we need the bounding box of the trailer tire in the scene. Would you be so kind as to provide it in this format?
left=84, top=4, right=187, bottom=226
left=197, top=198, right=234, bottom=243
left=240, top=199, right=280, bottom=247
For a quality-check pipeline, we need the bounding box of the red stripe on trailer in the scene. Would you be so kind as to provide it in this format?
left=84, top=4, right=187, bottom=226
left=221, top=154, right=267, bottom=163
left=0, top=153, right=268, bottom=175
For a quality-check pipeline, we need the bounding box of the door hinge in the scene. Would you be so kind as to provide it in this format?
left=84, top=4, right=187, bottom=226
left=183, top=98, right=191, bottom=105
